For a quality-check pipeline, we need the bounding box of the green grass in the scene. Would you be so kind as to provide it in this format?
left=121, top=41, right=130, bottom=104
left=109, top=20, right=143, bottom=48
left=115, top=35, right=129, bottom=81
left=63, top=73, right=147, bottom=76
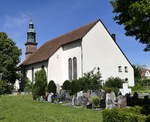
left=132, top=89, right=150, bottom=94
left=0, top=95, right=102, bottom=122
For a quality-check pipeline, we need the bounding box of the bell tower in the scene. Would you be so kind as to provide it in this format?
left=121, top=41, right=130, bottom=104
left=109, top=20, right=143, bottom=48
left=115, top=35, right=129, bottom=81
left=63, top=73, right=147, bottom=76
left=25, top=20, right=37, bottom=58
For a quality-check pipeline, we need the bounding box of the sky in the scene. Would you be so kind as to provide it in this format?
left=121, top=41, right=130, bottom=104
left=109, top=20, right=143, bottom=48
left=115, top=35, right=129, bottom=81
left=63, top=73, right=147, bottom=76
left=0, top=0, right=149, bottom=68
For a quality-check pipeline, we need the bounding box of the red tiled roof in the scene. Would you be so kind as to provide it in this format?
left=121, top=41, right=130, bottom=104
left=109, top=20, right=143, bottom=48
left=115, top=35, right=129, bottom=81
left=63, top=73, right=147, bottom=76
left=21, top=20, right=99, bottom=66
left=140, top=69, right=150, bottom=78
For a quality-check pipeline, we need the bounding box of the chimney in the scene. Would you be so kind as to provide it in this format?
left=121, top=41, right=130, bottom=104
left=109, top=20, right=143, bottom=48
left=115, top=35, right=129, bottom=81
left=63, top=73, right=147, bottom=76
left=111, top=34, right=116, bottom=42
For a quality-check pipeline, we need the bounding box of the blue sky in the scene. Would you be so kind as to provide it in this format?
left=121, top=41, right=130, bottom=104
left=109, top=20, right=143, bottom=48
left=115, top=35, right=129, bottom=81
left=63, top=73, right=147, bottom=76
left=0, top=0, right=149, bottom=67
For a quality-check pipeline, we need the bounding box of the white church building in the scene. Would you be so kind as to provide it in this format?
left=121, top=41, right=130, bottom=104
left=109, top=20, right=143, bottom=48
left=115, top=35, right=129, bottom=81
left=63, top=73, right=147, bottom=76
left=19, top=19, right=134, bottom=89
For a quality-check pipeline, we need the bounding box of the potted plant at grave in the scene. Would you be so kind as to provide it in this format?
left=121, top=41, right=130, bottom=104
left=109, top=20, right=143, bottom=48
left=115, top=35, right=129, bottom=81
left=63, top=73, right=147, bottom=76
left=92, top=96, right=100, bottom=108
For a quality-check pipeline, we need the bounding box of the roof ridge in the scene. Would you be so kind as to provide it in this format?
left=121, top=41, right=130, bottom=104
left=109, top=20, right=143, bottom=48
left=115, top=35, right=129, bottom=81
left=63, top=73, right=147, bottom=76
left=21, top=19, right=99, bottom=66
left=46, top=19, right=99, bottom=44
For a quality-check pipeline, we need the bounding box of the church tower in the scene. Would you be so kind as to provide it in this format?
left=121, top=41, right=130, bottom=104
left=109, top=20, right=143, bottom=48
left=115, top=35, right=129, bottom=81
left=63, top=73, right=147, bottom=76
left=25, top=21, right=37, bottom=58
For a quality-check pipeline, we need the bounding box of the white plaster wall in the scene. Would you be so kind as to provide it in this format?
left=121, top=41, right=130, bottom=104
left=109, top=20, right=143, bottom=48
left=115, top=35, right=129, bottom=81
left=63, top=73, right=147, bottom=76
left=47, top=48, right=63, bottom=86
left=82, top=21, right=134, bottom=86
left=47, top=41, right=82, bottom=87
left=62, top=41, right=82, bottom=82
left=25, top=61, right=48, bottom=83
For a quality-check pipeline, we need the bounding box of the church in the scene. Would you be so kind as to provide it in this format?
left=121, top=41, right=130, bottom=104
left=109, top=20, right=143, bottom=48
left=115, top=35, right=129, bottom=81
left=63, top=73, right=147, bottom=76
left=19, top=19, right=134, bottom=89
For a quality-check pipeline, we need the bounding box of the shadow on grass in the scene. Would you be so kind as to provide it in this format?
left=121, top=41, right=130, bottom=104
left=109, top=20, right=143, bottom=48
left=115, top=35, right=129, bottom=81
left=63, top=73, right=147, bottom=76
left=0, top=117, right=5, bottom=120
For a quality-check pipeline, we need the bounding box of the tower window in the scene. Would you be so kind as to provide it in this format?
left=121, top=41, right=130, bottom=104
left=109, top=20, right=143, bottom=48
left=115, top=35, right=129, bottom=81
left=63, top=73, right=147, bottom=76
left=118, top=66, right=122, bottom=72
left=73, top=57, right=77, bottom=79
left=125, top=66, right=128, bottom=73
left=68, top=58, right=72, bottom=80
left=26, top=46, right=29, bottom=52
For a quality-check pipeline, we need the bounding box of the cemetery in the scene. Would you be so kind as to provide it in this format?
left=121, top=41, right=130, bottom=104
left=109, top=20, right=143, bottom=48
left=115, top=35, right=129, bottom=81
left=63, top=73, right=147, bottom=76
left=0, top=0, right=150, bottom=121
left=6, top=69, right=150, bottom=122
left=0, top=67, right=150, bottom=121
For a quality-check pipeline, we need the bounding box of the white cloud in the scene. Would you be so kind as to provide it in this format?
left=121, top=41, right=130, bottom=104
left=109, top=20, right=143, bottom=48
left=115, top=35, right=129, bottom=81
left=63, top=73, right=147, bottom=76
left=3, top=13, right=30, bottom=29
left=2, top=13, right=31, bottom=60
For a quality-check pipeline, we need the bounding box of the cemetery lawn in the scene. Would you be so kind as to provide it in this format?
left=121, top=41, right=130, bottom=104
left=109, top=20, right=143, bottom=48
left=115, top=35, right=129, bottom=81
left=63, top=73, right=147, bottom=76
left=0, top=95, right=102, bottom=122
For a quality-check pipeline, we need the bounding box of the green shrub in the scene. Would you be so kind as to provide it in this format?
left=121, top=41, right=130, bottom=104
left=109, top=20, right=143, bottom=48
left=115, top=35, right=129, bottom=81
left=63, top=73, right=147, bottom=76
left=0, top=80, right=7, bottom=95
left=141, top=105, right=150, bottom=115
left=24, top=77, right=32, bottom=92
left=121, top=106, right=142, bottom=114
left=102, top=107, right=147, bottom=122
left=142, top=79, right=150, bottom=89
left=70, top=68, right=102, bottom=94
left=142, top=79, right=150, bottom=83
left=47, top=80, right=57, bottom=93
left=104, top=77, right=124, bottom=94
left=71, top=79, right=81, bottom=95
left=0, top=80, right=13, bottom=94
left=32, top=69, right=47, bottom=100
left=92, top=96, right=100, bottom=107
left=146, top=115, right=150, bottom=122
left=62, top=80, right=71, bottom=91
left=82, top=68, right=102, bottom=91
left=132, top=82, right=143, bottom=91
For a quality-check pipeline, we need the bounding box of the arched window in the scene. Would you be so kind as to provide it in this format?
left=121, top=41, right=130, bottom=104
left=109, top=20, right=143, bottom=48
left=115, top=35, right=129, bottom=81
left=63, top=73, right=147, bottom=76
left=118, top=66, right=122, bottom=72
left=68, top=58, right=72, bottom=80
left=73, top=57, right=77, bottom=79
left=32, top=67, right=34, bottom=82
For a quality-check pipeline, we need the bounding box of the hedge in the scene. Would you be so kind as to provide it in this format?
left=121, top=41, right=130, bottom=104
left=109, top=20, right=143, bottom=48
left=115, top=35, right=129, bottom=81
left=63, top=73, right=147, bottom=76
left=102, top=106, right=147, bottom=122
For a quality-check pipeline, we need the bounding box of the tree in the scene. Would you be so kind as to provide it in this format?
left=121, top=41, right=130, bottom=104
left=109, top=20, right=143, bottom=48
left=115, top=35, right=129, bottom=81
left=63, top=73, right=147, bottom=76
left=62, top=80, right=71, bottom=91
left=23, top=77, right=32, bottom=92
left=71, top=79, right=81, bottom=95
left=0, top=32, right=21, bottom=93
left=32, top=69, right=47, bottom=100
left=111, top=0, right=150, bottom=51
left=0, top=80, right=7, bottom=95
left=82, top=69, right=102, bottom=90
left=132, top=65, right=142, bottom=82
left=47, top=80, right=57, bottom=94
left=70, top=68, right=102, bottom=94
left=104, top=77, right=124, bottom=93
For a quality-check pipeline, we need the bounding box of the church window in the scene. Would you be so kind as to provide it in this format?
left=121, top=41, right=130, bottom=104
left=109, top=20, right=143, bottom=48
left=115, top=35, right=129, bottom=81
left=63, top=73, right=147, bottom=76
left=41, top=65, right=45, bottom=69
left=118, top=66, right=122, bottom=72
left=125, top=78, right=128, bottom=82
left=68, top=58, right=72, bottom=80
left=73, top=57, right=77, bottom=79
left=32, top=67, right=34, bottom=82
left=125, top=66, right=128, bottom=73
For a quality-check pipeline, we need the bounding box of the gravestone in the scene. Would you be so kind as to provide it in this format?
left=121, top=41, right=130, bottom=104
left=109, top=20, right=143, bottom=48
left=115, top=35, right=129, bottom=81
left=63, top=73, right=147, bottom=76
left=96, top=90, right=102, bottom=97
left=65, top=92, right=72, bottom=101
left=90, top=91, right=97, bottom=97
left=132, top=92, right=139, bottom=106
left=119, top=96, right=127, bottom=108
left=82, top=95, right=88, bottom=106
left=100, top=99, right=106, bottom=108
left=76, top=91, right=83, bottom=105
left=125, top=93, right=132, bottom=106
left=47, top=93, right=53, bottom=103
left=72, top=95, right=76, bottom=106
